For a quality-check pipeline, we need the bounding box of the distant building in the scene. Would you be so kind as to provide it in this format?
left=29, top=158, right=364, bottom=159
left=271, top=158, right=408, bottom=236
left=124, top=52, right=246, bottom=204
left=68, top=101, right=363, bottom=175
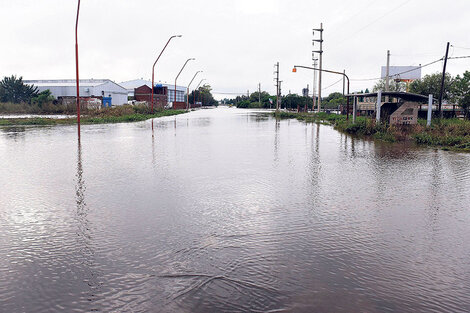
left=134, top=84, right=168, bottom=109
left=120, top=79, right=186, bottom=104
left=24, top=79, right=128, bottom=105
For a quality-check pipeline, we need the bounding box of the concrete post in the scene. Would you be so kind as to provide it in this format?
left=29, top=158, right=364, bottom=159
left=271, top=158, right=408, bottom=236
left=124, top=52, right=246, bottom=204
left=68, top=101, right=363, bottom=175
left=427, top=94, right=433, bottom=127
left=376, top=90, right=382, bottom=124
left=353, top=96, right=357, bottom=123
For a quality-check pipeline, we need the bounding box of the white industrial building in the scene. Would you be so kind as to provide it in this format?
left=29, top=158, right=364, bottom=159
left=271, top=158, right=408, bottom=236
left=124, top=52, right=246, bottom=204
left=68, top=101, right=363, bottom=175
left=120, top=79, right=187, bottom=103
left=24, top=79, right=128, bottom=105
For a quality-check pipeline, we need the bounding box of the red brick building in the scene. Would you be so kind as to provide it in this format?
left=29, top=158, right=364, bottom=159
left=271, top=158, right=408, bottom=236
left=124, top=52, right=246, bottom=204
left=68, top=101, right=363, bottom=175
left=134, top=84, right=168, bottom=109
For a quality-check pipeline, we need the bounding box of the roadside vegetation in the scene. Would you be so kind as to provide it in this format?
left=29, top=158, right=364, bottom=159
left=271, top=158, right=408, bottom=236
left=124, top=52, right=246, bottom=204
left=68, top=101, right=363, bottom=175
left=0, top=105, right=187, bottom=126
left=275, top=111, right=470, bottom=152
left=0, top=75, right=187, bottom=126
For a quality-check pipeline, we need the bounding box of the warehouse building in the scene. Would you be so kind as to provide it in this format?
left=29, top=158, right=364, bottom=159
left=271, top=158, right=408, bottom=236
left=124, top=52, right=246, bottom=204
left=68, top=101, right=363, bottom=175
left=24, top=79, right=128, bottom=106
left=120, top=79, right=186, bottom=105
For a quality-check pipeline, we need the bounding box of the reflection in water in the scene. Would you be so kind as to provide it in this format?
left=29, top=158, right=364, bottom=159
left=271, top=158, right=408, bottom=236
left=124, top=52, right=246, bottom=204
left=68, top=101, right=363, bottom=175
left=75, top=141, right=100, bottom=306
left=1, top=108, right=470, bottom=312
left=1, top=126, right=26, bottom=140
left=274, top=117, right=280, bottom=163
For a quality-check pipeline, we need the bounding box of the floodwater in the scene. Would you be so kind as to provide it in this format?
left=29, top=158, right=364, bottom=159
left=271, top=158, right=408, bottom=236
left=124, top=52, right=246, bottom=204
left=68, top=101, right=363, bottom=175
left=1, top=107, right=470, bottom=312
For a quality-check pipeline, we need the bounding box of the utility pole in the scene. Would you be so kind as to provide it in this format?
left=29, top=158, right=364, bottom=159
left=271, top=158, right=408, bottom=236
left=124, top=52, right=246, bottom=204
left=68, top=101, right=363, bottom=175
left=258, top=83, right=261, bottom=105
left=305, top=84, right=309, bottom=112
left=313, top=23, right=323, bottom=112
left=439, top=42, right=450, bottom=118
left=385, top=50, right=390, bottom=103
left=312, top=57, right=318, bottom=112
left=342, top=69, right=345, bottom=95
left=279, top=81, right=283, bottom=109
left=274, top=62, right=280, bottom=111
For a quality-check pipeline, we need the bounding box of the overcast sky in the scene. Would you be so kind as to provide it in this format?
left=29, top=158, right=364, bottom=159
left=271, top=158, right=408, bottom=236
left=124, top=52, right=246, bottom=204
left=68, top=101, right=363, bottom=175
left=1, top=0, right=469, bottom=99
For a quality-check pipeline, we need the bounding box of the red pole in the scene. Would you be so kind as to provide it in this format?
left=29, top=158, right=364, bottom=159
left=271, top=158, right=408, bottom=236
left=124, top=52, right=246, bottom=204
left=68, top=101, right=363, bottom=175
left=151, top=35, right=181, bottom=113
left=175, top=58, right=194, bottom=110
left=75, top=0, right=81, bottom=140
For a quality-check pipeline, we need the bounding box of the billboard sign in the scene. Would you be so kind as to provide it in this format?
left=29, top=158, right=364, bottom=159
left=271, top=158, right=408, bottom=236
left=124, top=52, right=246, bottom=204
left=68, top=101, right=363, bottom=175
left=381, top=66, right=421, bottom=81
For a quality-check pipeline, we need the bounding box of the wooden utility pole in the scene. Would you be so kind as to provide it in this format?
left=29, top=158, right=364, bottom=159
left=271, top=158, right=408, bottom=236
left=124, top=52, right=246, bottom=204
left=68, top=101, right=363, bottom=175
left=439, top=42, right=450, bottom=118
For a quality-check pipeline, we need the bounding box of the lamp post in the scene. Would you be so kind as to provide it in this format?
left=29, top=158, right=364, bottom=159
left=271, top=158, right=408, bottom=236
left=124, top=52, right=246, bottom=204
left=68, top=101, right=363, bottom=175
left=187, top=71, right=202, bottom=110
left=151, top=34, right=182, bottom=113
left=174, top=58, right=195, bottom=107
left=75, top=0, right=81, bottom=140
left=195, top=79, right=206, bottom=107
left=293, top=65, right=350, bottom=119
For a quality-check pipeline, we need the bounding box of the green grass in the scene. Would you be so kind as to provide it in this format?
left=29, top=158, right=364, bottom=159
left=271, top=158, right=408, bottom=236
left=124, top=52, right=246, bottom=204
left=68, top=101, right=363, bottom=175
left=0, top=107, right=187, bottom=127
left=275, top=111, right=470, bottom=151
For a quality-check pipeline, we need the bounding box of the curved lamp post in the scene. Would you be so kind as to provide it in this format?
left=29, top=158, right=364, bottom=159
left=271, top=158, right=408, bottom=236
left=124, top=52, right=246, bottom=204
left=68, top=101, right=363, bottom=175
left=174, top=58, right=195, bottom=107
left=151, top=34, right=182, bottom=113
left=195, top=79, right=206, bottom=107
left=187, top=71, right=202, bottom=110
left=75, top=0, right=81, bottom=140
left=293, top=65, right=350, bottom=119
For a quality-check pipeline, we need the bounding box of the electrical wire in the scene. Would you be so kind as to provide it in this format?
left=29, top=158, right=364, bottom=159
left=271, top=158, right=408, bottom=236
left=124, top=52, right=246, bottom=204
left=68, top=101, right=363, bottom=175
left=449, top=55, right=470, bottom=60
left=451, top=45, right=470, bottom=50
left=321, top=78, right=343, bottom=92
left=350, top=57, right=444, bottom=81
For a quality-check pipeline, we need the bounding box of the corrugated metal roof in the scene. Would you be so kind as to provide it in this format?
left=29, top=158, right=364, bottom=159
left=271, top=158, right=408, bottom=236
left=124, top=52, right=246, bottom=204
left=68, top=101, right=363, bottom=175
left=346, top=91, right=430, bottom=103
left=119, top=79, right=187, bottom=92
left=24, top=79, right=113, bottom=87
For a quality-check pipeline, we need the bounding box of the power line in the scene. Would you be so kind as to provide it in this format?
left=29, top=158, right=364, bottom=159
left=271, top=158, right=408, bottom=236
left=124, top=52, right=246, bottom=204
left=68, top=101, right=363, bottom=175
left=335, top=0, right=413, bottom=47
left=451, top=45, right=470, bottom=50
left=350, top=57, right=444, bottom=81
left=321, top=78, right=343, bottom=91
left=449, top=55, right=470, bottom=60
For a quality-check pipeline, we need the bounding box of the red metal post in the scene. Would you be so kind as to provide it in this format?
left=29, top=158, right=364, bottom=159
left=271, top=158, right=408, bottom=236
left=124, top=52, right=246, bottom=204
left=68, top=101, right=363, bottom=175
left=75, top=0, right=81, bottom=140
left=175, top=58, right=194, bottom=109
left=186, top=71, right=201, bottom=111
left=151, top=35, right=181, bottom=113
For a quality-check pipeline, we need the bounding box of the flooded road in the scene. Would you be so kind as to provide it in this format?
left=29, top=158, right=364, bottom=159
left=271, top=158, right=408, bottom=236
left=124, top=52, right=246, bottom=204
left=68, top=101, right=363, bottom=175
left=1, top=107, right=470, bottom=312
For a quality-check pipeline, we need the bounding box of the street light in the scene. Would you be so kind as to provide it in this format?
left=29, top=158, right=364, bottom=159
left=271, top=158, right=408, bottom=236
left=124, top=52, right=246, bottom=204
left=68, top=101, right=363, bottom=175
left=151, top=34, right=182, bottom=113
left=293, top=65, right=350, bottom=119
left=75, top=0, right=81, bottom=140
left=174, top=58, right=195, bottom=108
left=187, top=71, right=202, bottom=110
left=195, top=79, right=206, bottom=107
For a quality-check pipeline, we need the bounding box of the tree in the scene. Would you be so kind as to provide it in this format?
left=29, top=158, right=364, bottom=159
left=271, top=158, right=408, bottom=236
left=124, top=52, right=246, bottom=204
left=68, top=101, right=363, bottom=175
left=31, top=90, right=55, bottom=108
left=324, top=92, right=345, bottom=109
left=189, top=84, right=218, bottom=106
left=0, top=75, right=39, bottom=103
left=409, top=72, right=455, bottom=102
left=373, top=78, right=407, bottom=92
left=454, top=71, right=470, bottom=118
left=249, top=91, right=271, bottom=108
left=281, top=94, right=305, bottom=109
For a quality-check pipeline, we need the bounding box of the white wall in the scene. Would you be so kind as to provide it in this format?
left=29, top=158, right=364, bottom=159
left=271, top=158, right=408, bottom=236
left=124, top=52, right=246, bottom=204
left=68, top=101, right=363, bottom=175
left=92, top=81, right=128, bottom=105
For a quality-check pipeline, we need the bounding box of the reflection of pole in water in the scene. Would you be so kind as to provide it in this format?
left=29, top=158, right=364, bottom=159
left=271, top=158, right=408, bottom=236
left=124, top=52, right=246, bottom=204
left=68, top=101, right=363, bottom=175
left=151, top=119, right=154, bottom=138
left=274, top=118, right=280, bottom=163
left=308, top=123, right=322, bottom=205
left=152, top=122, right=157, bottom=167
left=315, top=123, right=320, bottom=153
left=75, top=140, right=100, bottom=303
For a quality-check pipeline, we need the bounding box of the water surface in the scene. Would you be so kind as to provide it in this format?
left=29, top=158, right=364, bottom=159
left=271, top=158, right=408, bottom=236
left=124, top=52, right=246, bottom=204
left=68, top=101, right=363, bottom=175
left=1, top=107, right=469, bottom=312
